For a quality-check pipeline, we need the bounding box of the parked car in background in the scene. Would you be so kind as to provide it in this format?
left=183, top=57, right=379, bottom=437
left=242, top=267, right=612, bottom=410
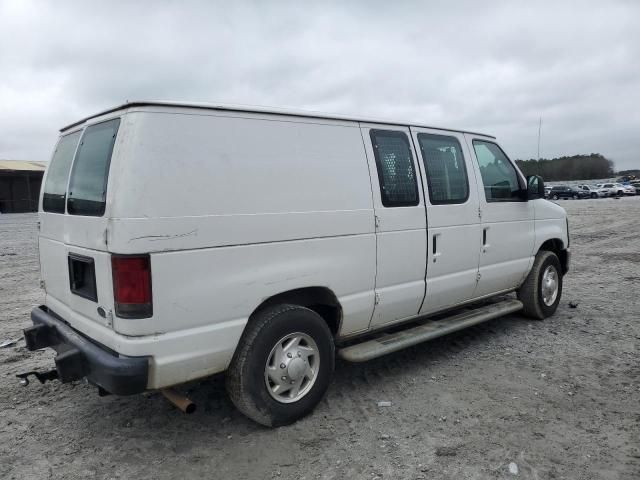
left=572, top=186, right=591, bottom=199
left=549, top=185, right=580, bottom=200
left=576, top=184, right=602, bottom=198
left=629, top=181, right=640, bottom=194
left=597, top=183, right=625, bottom=197
left=619, top=183, right=636, bottom=196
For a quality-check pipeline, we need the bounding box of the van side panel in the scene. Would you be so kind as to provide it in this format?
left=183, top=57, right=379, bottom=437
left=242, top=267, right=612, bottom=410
left=109, top=111, right=373, bottom=226
left=106, top=111, right=376, bottom=343
left=123, top=234, right=377, bottom=337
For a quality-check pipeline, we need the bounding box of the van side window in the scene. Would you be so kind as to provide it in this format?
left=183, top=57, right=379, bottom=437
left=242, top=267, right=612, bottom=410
left=42, top=131, right=82, bottom=213
left=67, top=118, right=120, bottom=216
left=417, top=134, right=469, bottom=204
left=472, top=140, right=524, bottom=202
left=370, top=130, right=419, bottom=207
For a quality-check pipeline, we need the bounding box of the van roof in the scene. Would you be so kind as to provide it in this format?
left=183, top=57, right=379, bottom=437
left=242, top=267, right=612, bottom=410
left=60, top=101, right=496, bottom=138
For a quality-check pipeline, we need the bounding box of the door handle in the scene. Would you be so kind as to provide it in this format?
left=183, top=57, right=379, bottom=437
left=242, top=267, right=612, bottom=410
left=432, top=234, right=441, bottom=262
left=482, top=227, right=489, bottom=252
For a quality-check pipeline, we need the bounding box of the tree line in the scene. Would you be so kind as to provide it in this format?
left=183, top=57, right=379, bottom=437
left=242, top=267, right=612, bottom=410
left=617, top=169, right=640, bottom=177
left=514, top=153, right=615, bottom=181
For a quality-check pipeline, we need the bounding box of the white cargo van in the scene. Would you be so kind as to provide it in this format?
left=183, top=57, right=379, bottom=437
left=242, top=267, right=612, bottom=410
left=21, top=102, right=569, bottom=426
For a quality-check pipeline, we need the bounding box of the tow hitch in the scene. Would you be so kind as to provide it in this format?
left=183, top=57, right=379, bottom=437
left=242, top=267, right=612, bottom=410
left=20, top=306, right=150, bottom=395
left=16, top=369, right=59, bottom=387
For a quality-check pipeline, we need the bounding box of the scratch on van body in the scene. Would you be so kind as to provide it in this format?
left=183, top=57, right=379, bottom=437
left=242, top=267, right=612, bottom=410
left=264, top=274, right=313, bottom=286
left=128, top=230, right=198, bottom=243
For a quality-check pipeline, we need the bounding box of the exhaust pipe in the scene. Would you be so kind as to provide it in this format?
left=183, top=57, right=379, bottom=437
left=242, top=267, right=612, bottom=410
left=161, top=388, right=196, bottom=414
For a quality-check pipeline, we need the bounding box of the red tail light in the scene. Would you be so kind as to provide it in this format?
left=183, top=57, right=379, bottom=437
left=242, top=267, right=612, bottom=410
left=111, top=255, right=152, bottom=318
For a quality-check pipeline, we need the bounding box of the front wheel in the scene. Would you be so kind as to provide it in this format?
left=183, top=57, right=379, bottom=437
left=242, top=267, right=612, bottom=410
left=517, top=250, right=563, bottom=319
left=573, top=194, right=579, bottom=200
left=226, top=304, right=334, bottom=427
left=552, top=194, right=559, bottom=200
left=591, top=193, right=598, bottom=199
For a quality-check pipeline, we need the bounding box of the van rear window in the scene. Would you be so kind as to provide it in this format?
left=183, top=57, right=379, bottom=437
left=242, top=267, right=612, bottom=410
left=42, top=131, right=82, bottom=213
left=67, top=119, right=120, bottom=216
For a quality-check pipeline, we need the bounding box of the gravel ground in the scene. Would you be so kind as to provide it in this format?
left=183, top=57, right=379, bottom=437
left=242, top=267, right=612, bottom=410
left=1, top=198, right=638, bottom=480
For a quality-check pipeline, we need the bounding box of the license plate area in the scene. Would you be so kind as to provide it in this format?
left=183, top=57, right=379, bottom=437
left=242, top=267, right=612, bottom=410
left=68, top=253, right=98, bottom=302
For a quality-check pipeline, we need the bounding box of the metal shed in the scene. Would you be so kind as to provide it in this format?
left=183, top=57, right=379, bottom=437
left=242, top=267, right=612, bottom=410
left=0, top=160, right=46, bottom=213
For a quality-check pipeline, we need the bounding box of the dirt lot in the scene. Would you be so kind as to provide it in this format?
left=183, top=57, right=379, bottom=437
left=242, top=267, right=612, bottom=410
left=1, top=198, right=638, bottom=480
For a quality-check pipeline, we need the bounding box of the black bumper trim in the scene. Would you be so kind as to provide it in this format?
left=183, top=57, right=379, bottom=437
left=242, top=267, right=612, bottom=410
left=24, top=306, right=150, bottom=395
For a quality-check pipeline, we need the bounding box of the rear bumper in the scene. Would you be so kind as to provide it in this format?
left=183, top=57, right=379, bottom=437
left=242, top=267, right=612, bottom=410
left=24, top=306, right=149, bottom=395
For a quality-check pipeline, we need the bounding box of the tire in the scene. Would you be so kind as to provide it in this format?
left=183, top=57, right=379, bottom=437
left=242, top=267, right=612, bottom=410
left=591, top=193, right=597, bottom=199
left=572, top=194, right=578, bottom=200
left=517, top=250, right=563, bottom=320
left=226, top=304, right=334, bottom=427
left=552, top=194, right=559, bottom=200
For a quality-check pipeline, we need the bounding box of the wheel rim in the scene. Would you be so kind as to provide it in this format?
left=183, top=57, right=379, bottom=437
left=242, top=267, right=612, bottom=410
left=264, top=332, right=319, bottom=404
left=541, top=265, right=559, bottom=306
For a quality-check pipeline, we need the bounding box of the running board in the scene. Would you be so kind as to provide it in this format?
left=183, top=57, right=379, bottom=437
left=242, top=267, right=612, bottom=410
left=338, top=299, right=523, bottom=362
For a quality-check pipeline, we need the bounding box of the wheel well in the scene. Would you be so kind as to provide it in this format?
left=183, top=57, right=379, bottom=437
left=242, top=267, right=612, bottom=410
left=539, top=239, right=568, bottom=274
left=252, top=287, right=343, bottom=336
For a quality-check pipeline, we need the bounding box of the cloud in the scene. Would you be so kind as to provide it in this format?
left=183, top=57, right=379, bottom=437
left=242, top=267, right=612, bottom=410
left=1, top=0, right=638, bottom=169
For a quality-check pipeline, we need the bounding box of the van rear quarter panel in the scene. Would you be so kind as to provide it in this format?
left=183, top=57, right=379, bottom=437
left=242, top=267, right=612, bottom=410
left=107, top=110, right=376, bottom=339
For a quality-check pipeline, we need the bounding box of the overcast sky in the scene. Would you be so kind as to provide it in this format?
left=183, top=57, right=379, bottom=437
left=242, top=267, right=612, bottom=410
left=1, top=0, right=639, bottom=169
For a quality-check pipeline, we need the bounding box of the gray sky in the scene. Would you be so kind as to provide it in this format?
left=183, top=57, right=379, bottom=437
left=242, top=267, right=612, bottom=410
left=1, top=0, right=639, bottom=169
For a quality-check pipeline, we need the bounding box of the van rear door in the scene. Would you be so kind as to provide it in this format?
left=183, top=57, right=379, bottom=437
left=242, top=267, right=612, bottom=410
left=39, top=118, right=121, bottom=330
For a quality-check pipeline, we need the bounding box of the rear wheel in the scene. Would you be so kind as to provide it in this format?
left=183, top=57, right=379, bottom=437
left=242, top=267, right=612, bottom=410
left=517, top=250, right=563, bottom=319
left=591, top=193, right=598, bottom=199
left=226, top=304, right=334, bottom=427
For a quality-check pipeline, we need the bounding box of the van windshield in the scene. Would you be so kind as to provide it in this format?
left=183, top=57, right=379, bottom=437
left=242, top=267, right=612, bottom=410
left=67, top=118, right=120, bottom=216
left=42, top=131, right=82, bottom=213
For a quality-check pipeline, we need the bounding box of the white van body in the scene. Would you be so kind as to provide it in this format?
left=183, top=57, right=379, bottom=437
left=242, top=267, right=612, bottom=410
left=27, top=102, right=569, bottom=423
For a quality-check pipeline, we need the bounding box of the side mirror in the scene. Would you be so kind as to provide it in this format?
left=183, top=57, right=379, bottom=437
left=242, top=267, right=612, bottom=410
left=527, top=175, right=545, bottom=200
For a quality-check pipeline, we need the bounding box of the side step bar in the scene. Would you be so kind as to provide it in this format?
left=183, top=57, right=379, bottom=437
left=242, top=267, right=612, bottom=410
left=338, top=298, right=523, bottom=362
